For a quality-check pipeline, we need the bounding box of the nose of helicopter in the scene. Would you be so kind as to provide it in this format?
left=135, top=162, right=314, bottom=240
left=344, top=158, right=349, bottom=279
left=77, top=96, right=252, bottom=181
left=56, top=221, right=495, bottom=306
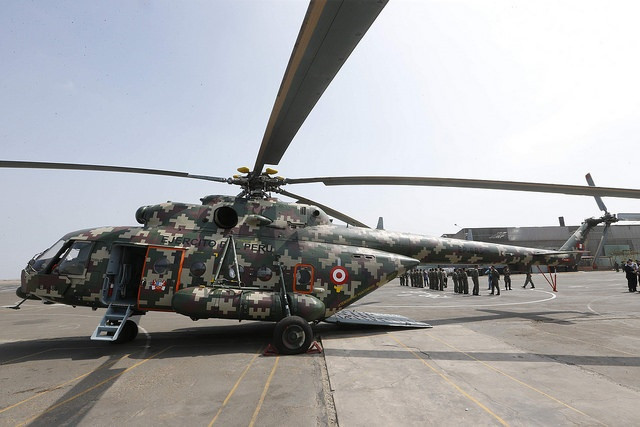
left=16, top=268, right=32, bottom=299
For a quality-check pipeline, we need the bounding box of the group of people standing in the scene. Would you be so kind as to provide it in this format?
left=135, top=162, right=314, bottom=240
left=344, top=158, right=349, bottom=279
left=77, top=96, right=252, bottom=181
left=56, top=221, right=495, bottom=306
left=400, top=265, right=534, bottom=296
left=399, top=268, right=447, bottom=290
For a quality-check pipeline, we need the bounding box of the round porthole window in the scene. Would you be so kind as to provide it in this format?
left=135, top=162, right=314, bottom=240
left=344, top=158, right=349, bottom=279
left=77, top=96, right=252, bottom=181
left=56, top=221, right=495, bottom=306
left=153, top=257, right=170, bottom=274
left=190, top=262, right=206, bottom=277
left=257, top=266, right=273, bottom=281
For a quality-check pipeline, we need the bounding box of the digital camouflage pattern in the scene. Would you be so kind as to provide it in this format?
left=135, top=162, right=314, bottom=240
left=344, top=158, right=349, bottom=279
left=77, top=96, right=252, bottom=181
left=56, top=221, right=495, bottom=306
left=18, top=195, right=600, bottom=322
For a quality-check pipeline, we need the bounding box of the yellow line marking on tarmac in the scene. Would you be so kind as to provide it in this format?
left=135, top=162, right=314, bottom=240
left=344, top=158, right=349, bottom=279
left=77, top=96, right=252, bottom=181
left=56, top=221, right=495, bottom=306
left=426, top=333, right=607, bottom=426
left=208, top=348, right=263, bottom=427
left=390, top=334, right=509, bottom=427
left=249, top=356, right=280, bottom=427
left=15, top=346, right=173, bottom=427
left=0, top=354, right=128, bottom=414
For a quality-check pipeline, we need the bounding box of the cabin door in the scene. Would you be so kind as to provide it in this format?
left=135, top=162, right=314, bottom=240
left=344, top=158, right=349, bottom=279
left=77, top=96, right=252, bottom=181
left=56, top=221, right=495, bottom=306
left=137, top=247, right=185, bottom=311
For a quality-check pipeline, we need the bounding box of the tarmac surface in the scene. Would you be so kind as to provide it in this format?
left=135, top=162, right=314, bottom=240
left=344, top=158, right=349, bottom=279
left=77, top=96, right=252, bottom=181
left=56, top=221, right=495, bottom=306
left=2, top=270, right=640, bottom=426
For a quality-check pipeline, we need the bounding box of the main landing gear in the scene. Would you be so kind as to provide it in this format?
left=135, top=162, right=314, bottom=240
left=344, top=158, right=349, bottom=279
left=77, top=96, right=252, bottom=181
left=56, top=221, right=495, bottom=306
left=272, top=316, right=313, bottom=355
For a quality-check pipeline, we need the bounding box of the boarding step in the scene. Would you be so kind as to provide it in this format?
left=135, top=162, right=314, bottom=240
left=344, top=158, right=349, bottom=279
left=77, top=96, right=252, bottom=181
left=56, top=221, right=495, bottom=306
left=91, top=304, right=134, bottom=341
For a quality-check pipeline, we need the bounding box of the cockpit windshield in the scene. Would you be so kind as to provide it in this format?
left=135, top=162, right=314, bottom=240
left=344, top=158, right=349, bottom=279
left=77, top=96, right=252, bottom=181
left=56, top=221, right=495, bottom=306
left=30, top=239, right=65, bottom=272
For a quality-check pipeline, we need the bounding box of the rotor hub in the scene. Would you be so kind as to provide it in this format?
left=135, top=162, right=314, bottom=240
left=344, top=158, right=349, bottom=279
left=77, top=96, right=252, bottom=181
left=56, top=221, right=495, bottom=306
left=230, top=168, right=285, bottom=199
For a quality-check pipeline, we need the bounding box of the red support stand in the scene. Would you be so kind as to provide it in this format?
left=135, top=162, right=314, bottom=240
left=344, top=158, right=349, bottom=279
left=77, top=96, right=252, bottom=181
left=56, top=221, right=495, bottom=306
left=536, top=265, right=558, bottom=292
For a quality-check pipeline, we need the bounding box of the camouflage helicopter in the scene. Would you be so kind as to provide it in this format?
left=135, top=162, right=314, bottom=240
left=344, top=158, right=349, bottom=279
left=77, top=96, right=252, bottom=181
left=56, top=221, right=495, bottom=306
left=4, top=0, right=640, bottom=355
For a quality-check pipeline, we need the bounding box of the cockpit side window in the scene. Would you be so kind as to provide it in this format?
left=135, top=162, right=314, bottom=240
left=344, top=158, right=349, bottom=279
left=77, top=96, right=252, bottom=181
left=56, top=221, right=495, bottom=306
left=57, top=241, right=94, bottom=276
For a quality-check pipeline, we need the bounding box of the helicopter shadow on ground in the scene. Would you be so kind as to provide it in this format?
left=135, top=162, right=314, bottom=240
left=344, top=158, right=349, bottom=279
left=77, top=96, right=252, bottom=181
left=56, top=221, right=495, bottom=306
left=1, top=320, right=397, bottom=367
left=0, top=322, right=280, bottom=366
left=2, top=322, right=292, bottom=427
left=23, top=353, right=131, bottom=427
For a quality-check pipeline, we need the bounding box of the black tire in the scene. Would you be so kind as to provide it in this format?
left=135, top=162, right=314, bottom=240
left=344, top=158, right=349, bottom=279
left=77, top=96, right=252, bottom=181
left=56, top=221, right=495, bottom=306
left=273, top=316, right=313, bottom=355
left=114, top=320, right=138, bottom=343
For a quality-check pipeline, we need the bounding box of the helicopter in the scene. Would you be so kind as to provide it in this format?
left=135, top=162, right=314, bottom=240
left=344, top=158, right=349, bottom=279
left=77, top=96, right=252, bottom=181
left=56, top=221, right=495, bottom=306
left=4, top=0, right=640, bottom=355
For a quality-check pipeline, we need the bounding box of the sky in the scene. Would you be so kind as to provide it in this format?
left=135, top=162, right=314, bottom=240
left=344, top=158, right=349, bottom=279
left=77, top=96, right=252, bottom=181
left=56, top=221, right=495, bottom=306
left=2, top=0, right=640, bottom=279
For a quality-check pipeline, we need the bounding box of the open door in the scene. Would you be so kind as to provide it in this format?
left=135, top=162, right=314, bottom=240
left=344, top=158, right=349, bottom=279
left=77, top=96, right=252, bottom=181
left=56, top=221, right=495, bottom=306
left=137, top=246, right=185, bottom=311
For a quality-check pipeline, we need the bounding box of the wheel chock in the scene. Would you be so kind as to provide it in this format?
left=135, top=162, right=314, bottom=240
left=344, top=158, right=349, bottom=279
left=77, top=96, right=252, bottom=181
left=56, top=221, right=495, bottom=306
left=306, top=341, right=323, bottom=354
left=263, top=341, right=323, bottom=356
left=263, top=343, right=279, bottom=356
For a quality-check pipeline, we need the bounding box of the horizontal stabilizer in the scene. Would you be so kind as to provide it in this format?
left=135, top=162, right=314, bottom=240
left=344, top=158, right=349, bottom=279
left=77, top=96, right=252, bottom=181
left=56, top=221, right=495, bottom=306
left=617, top=213, right=640, bottom=221
left=534, top=250, right=585, bottom=255
left=324, top=310, right=431, bottom=328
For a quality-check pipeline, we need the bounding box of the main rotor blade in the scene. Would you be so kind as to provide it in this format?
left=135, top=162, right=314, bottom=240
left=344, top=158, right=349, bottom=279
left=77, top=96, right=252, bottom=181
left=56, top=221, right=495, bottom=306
left=286, top=176, right=640, bottom=199
left=0, top=160, right=228, bottom=183
left=253, top=0, right=388, bottom=172
left=585, top=173, right=608, bottom=212
left=277, top=188, right=370, bottom=228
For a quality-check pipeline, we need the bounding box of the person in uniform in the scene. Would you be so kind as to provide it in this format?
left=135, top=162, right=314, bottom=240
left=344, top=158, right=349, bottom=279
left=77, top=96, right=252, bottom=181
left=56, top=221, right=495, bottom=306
left=452, top=268, right=459, bottom=293
left=503, top=266, right=512, bottom=290
left=623, top=259, right=637, bottom=292
left=490, top=266, right=501, bottom=295
left=523, top=267, right=535, bottom=288
left=469, top=265, right=480, bottom=295
left=438, top=268, right=445, bottom=290
left=460, top=268, right=469, bottom=294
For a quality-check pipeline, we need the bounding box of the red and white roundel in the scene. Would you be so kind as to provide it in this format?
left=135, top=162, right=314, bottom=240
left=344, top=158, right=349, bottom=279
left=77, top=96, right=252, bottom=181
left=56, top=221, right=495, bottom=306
left=330, top=266, right=349, bottom=285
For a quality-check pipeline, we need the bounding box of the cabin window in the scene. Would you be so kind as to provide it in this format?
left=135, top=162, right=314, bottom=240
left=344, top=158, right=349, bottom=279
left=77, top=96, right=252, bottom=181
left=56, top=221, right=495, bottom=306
left=57, top=241, right=93, bottom=276
left=293, top=264, right=314, bottom=294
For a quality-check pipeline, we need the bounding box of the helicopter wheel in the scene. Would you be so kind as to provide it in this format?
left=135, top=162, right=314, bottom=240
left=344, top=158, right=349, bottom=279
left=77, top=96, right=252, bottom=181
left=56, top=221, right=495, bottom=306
left=273, top=316, right=313, bottom=355
left=113, top=320, right=139, bottom=344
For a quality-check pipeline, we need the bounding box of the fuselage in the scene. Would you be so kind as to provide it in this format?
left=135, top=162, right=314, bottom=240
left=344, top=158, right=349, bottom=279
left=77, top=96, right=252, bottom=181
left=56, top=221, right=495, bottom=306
left=19, top=195, right=582, bottom=322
